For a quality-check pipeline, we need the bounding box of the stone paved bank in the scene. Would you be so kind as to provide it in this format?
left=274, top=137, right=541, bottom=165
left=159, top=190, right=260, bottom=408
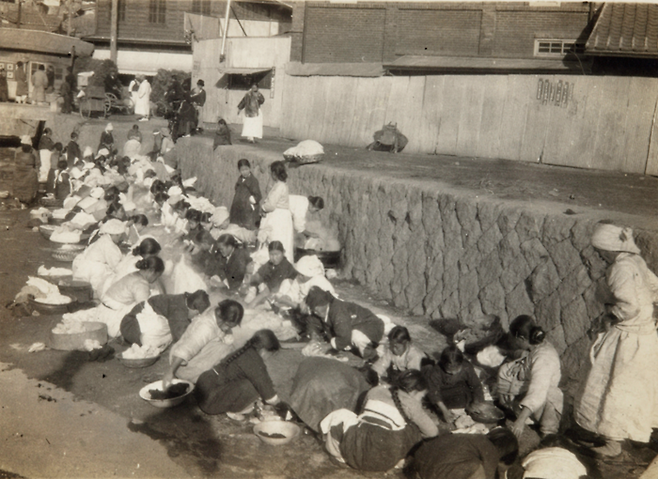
left=177, top=136, right=658, bottom=385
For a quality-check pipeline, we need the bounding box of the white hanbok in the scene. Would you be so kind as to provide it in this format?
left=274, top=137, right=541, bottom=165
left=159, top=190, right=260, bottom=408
left=576, top=253, right=658, bottom=442
left=135, top=80, right=151, bottom=118
left=258, top=181, right=294, bottom=263
left=71, top=235, right=123, bottom=296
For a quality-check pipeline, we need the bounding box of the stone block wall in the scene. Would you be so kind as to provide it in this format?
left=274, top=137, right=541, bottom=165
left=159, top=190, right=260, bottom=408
left=177, top=137, right=658, bottom=383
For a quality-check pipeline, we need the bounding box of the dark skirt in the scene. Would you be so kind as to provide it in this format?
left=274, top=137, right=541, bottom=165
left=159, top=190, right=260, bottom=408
left=289, top=357, right=369, bottom=432
left=13, top=166, right=38, bottom=203
left=338, top=421, right=422, bottom=471
left=195, top=369, right=259, bottom=415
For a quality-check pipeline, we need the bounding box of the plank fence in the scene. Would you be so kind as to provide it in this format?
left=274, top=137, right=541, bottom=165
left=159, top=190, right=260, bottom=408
left=280, top=74, right=658, bottom=176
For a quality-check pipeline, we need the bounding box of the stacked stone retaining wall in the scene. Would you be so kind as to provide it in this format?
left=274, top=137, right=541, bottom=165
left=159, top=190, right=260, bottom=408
left=177, top=137, right=658, bottom=384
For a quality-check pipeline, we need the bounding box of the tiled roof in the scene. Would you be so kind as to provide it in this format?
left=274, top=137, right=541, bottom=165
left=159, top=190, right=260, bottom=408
left=586, top=3, right=658, bottom=57
left=0, top=29, right=94, bottom=56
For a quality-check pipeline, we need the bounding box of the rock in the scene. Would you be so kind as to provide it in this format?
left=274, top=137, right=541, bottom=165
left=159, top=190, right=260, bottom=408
left=557, top=265, right=592, bottom=306
left=479, top=280, right=506, bottom=317
left=527, top=259, right=560, bottom=302
left=546, top=239, right=582, bottom=277
left=561, top=297, right=590, bottom=345
left=499, top=254, right=531, bottom=294
left=542, top=216, right=575, bottom=244
left=477, top=223, right=504, bottom=257
left=535, top=291, right=561, bottom=331
left=515, top=211, right=545, bottom=243
left=505, top=283, right=534, bottom=327
left=477, top=251, right=503, bottom=288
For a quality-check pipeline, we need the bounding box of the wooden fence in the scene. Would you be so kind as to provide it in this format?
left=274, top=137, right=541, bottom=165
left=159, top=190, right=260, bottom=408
left=280, top=74, right=658, bottom=175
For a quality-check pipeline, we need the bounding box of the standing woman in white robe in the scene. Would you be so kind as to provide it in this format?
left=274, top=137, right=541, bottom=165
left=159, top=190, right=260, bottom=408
left=128, top=77, right=140, bottom=114
left=575, top=222, right=658, bottom=456
left=237, top=84, right=264, bottom=143
left=257, top=161, right=294, bottom=263
left=135, top=77, right=151, bottom=121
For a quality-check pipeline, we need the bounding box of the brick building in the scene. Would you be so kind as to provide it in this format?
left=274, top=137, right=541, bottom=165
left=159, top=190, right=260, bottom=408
left=290, top=1, right=596, bottom=74
left=85, top=0, right=292, bottom=75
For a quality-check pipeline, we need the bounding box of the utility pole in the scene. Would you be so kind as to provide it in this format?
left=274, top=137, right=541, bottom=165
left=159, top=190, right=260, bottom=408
left=17, top=0, right=22, bottom=29
left=67, top=0, right=72, bottom=36
left=110, top=0, right=118, bottom=64
left=220, top=0, right=231, bottom=62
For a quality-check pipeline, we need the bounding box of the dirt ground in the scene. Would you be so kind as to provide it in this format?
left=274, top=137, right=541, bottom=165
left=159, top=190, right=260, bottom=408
left=0, top=114, right=657, bottom=478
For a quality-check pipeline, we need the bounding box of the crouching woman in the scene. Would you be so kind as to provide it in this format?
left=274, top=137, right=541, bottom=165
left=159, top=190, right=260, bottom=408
left=195, top=329, right=290, bottom=420
left=120, top=289, right=210, bottom=350
left=321, top=370, right=438, bottom=472
left=496, top=315, right=563, bottom=439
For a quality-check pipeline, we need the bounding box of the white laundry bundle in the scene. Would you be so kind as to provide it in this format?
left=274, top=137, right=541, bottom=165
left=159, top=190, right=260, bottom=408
left=37, top=265, right=72, bottom=277
left=283, top=140, right=324, bottom=164
left=121, top=343, right=162, bottom=359
left=135, top=301, right=172, bottom=350
left=52, top=317, right=87, bottom=334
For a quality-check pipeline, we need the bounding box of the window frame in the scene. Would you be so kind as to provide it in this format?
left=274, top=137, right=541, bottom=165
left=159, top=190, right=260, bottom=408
left=148, top=0, right=166, bottom=24
left=534, top=39, right=585, bottom=57
left=192, top=0, right=211, bottom=15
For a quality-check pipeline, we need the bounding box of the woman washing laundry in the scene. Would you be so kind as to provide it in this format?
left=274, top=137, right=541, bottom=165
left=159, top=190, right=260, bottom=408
left=289, top=195, right=327, bottom=248
left=195, top=329, right=292, bottom=421
left=275, top=255, right=334, bottom=306
left=408, top=427, right=518, bottom=479
left=208, top=206, right=256, bottom=245
left=163, top=299, right=243, bottom=386
left=245, top=241, right=297, bottom=308
left=496, top=314, right=563, bottom=440
left=203, top=234, right=252, bottom=294
left=321, top=370, right=438, bottom=471
left=64, top=256, right=165, bottom=339
left=71, top=219, right=126, bottom=296
left=423, top=345, right=485, bottom=425
left=575, top=222, right=658, bottom=456
left=120, top=289, right=209, bottom=351
left=99, top=237, right=162, bottom=298
left=371, top=325, right=429, bottom=383
left=305, top=286, right=388, bottom=362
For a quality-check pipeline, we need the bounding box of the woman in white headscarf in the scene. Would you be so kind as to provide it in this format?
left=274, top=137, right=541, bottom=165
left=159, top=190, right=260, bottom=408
left=575, top=222, right=658, bottom=456
left=273, top=254, right=335, bottom=311
left=71, top=219, right=126, bottom=296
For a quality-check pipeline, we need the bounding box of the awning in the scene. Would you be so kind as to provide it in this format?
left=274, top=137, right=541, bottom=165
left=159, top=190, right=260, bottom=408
left=385, top=55, right=590, bottom=74
left=0, top=29, right=94, bottom=57
left=586, top=3, right=658, bottom=58
left=93, top=49, right=193, bottom=76
left=286, top=62, right=385, bottom=77
left=217, top=67, right=272, bottom=75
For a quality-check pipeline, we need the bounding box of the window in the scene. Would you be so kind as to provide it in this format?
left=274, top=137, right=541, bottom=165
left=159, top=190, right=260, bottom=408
left=227, top=71, right=272, bottom=90
left=535, top=39, right=584, bottom=57
left=148, top=0, right=166, bottom=24
left=192, top=0, right=211, bottom=15
left=118, top=0, right=126, bottom=21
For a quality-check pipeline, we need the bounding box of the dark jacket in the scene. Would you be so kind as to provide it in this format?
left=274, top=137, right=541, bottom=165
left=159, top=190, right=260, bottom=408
left=204, top=247, right=251, bottom=291
left=323, top=299, right=384, bottom=351
left=121, top=294, right=192, bottom=346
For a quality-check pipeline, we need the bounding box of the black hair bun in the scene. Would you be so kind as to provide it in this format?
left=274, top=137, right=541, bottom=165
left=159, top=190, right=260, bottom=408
left=529, top=327, right=545, bottom=345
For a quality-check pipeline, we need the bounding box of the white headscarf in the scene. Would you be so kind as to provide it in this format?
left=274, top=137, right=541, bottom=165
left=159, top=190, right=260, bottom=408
left=210, top=206, right=230, bottom=226
left=591, top=223, right=640, bottom=254
left=100, top=219, right=126, bottom=235
left=295, top=255, right=324, bottom=278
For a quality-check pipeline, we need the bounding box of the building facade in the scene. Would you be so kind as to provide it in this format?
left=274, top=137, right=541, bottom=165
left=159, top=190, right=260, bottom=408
left=290, top=2, right=595, bottom=74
